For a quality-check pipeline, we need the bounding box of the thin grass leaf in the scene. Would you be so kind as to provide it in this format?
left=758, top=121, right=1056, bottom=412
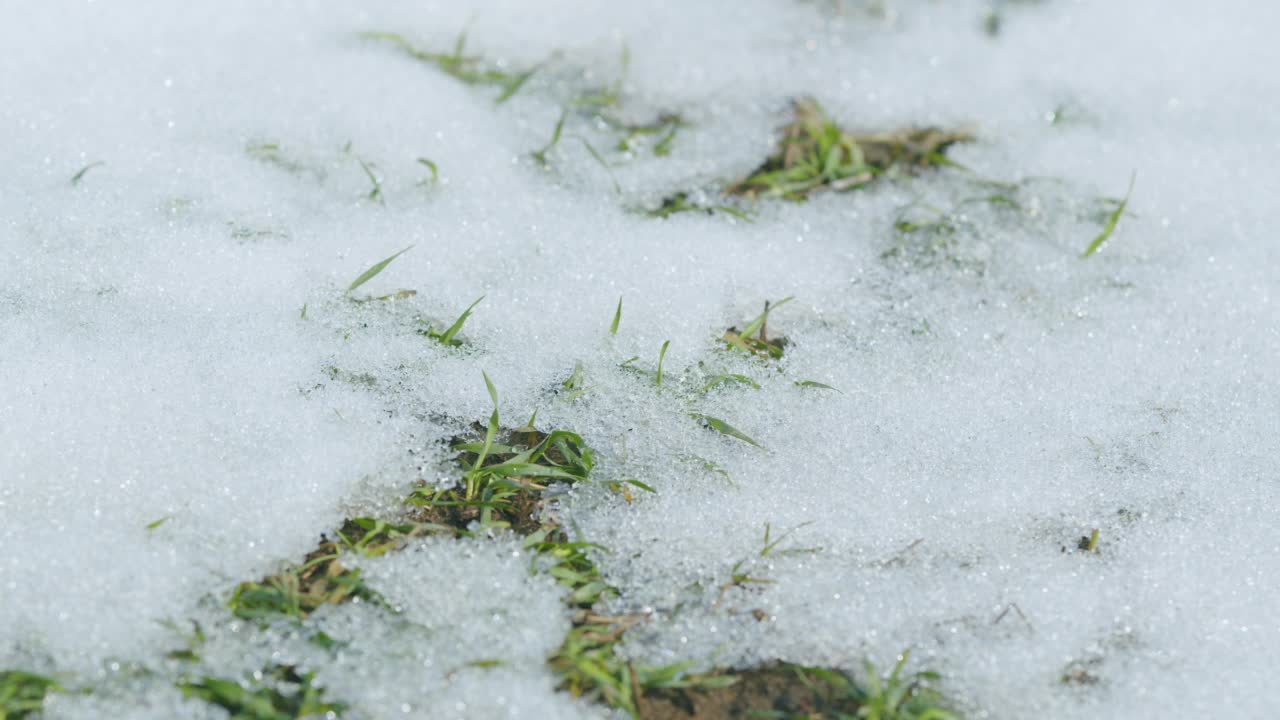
left=655, top=340, right=670, bottom=387
left=436, top=296, right=484, bottom=346
left=417, top=157, right=439, bottom=184
left=70, top=160, right=104, bottom=185
left=145, top=516, right=171, bottom=530
left=576, top=137, right=621, bottom=194
left=691, top=413, right=762, bottom=448
left=356, top=157, right=384, bottom=204
left=1082, top=171, right=1136, bottom=258
left=625, top=479, right=656, bottom=493
left=794, top=380, right=842, bottom=393
left=495, top=64, right=540, bottom=104
left=482, top=371, right=499, bottom=409
left=532, top=108, right=569, bottom=166
left=703, top=374, right=761, bottom=392
left=348, top=245, right=413, bottom=292
left=741, top=296, right=794, bottom=339
left=610, top=296, right=622, bottom=336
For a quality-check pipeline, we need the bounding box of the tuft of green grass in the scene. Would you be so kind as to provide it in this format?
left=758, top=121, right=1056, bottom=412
left=854, top=651, right=957, bottom=720
left=359, top=31, right=540, bottom=104
left=0, top=671, right=61, bottom=719
left=421, top=296, right=484, bottom=347
left=760, top=521, right=821, bottom=558
left=406, top=374, right=595, bottom=530
left=726, top=98, right=972, bottom=201
left=691, top=413, right=762, bottom=448
left=178, top=665, right=345, bottom=720
left=347, top=245, right=413, bottom=293
left=1082, top=172, right=1136, bottom=258
left=723, top=297, right=793, bottom=359
left=227, top=543, right=382, bottom=622
left=335, top=517, right=446, bottom=557
left=70, top=160, right=104, bottom=186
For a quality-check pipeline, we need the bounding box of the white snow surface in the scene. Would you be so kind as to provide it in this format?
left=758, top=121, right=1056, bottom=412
left=2, top=0, right=1278, bottom=718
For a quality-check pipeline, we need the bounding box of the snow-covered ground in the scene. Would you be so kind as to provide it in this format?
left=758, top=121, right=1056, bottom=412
left=3, top=1, right=1278, bottom=718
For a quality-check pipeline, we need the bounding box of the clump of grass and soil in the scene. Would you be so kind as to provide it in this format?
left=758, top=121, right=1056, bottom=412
left=722, top=296, right=793, bottom=360
left=645, top=97, right=971, bottom=219
left=726, top=98, right=972, bottom=201
left=178, top=664, right=345, bottom=720
left=0, top=670, right=61, bottom=719
left=226, top=536, right=384, bottom=622
left=638, top=655, right=955, bottom=720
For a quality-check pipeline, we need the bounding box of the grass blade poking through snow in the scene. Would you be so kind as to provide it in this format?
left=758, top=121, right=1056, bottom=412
left=795, top=380, right=842, bottom=392
left=532, top=108, right=569, bottom=167
left=610, top=296, right=622, bottom=336
left=348, top=246, right=413, bottom=293
left=416, top=158, right=439, bottom=186
left=494, top=64, right=540, bottom=104
left=1082, top=172, right=1136, bottom=258
left=691, top=413, right=762, bottom=448
left=70, top=160, right=104, bottom=185
left=426, top=296, right=484, bottom=347
left=656, top=340, right=670, bottom=387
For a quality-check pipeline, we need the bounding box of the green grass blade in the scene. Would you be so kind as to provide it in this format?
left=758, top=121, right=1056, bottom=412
left=482, top=371, right=499, bottom=410
left=794, top=380, right=842, bottom=393
left=610, top=296, right=622, bottom=336
left=703, top=374, right=761, bottom=392
left=691, top=413, right=761, bottom=448
left=532, top=108, right=569, bottom=165
left=438, top=296, right=484, bottom=346
left=741, top=296, right=795, bottom=339
left=70, top=160, right=105, bottom=185
left=348, top=245, right=413, bottom=292
left=576, top=137, right=621, bottom=194
left=495, top=64, right=540, bottom=104
left=655, top=340, right=670, bottom=387
left=417, top=157, right=439, bottom=184
left=1082, top=171, right=1136, bottom=258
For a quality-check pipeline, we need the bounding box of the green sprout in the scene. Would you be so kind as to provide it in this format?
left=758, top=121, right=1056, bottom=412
left=1082, top=172, right=1136, bottom=258
left=421, top=296, right=484, bottom=347
left=610, top=296, right=623, bottom=336
left=347, top=246, right=413, bottom=293
left=724, top=297, right=793, bottom=359
left=691, top=413, right=762, bottom=448
left=70, top=160, right=104, bottom=185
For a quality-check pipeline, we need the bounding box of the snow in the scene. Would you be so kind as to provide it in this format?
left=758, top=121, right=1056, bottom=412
left=2, top=0, right=1278, bottom=718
